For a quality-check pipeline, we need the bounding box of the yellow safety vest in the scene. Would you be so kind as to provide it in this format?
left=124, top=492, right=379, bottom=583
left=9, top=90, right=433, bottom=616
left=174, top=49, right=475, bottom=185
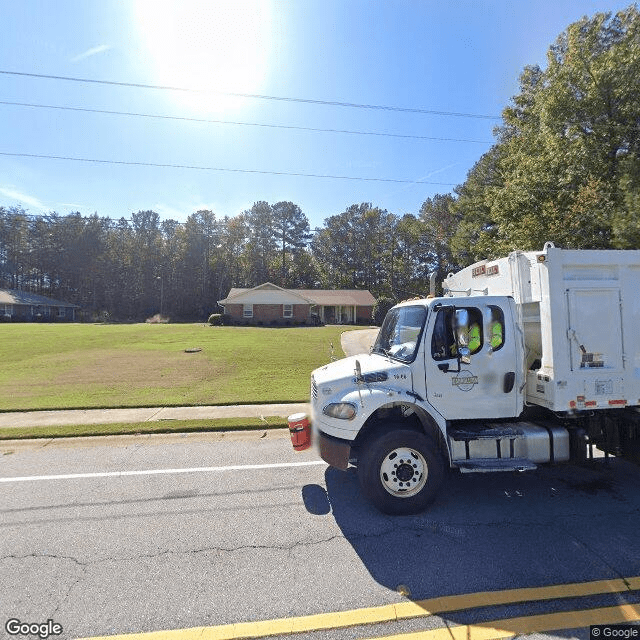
left=468, top=323, right=481, bottom=353
left=490, top=322, right=503, bottom=349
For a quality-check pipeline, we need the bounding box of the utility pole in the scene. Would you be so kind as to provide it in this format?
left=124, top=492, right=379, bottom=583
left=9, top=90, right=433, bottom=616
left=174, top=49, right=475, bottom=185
left=156, top=275, right=163, bottom=316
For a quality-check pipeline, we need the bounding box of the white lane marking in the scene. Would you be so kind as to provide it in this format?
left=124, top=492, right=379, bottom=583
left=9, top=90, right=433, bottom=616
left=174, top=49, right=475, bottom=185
left=0, top=460, right=327, bottom=483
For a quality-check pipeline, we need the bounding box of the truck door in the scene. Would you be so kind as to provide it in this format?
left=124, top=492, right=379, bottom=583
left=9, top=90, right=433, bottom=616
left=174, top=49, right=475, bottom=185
left=424, top=301, right=521, bottom=420
left=567, top=288, right=624, bottom=372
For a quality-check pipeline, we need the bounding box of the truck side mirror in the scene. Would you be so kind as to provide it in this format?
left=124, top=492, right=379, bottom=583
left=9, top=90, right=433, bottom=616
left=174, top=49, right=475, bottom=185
left=454, top=309, right=469, bottom=348
left=355, top=359, right=363, bottom=382
left=455, top=309, right=469, bottom=335
left=454, top=309, right=472, bottom=363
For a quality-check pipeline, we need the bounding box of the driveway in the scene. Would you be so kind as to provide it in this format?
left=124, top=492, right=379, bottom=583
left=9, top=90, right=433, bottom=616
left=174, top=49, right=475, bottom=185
left=341, top=327, right=379, bottom=357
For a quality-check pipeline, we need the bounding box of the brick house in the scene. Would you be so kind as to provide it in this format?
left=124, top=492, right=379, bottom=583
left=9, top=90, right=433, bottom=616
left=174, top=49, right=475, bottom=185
left=0, top=289, right=79, bottom=321
left=218, top=283, right=375, bottom=325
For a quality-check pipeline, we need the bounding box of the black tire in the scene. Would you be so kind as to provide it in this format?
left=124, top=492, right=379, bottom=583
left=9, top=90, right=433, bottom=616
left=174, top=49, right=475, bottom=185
left=357, top=428, right=445, bottom=515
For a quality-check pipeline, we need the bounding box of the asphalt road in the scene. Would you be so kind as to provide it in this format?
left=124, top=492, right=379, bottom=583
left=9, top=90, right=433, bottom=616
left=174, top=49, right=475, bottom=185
left=1, top=431, right=640, bottom=640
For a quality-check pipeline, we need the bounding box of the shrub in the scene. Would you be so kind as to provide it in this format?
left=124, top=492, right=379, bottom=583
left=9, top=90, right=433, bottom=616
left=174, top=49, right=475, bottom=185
left=208, top=313, right=223, bottom=326
left=146, top=314, right=170, bottom=324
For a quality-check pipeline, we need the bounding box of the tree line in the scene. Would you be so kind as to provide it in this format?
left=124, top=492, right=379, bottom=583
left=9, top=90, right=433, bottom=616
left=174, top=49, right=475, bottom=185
left=1, top=6, right=638, bottom=322
left=0, top=201, right=447, bottom=321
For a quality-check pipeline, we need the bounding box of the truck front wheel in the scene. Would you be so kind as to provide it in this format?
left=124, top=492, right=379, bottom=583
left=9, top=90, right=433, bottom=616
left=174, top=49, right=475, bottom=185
left=357, top=428, right=444, bottom=515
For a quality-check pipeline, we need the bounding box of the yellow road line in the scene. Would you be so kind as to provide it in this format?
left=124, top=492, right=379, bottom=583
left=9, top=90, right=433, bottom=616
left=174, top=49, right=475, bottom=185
left=364, top=603, right=640, bottom=640
left=393, top=576, right=640, bottom=621
left=76, top=575, right=640, bottom=640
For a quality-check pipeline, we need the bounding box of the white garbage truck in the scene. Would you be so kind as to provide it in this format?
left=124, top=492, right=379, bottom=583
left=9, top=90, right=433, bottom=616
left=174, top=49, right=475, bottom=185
left=310, top=243, right=640, bottom=514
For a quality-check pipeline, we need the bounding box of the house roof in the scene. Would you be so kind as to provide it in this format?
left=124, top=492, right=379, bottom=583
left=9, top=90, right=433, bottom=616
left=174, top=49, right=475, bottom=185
left=219, top=283, right=375, bottom=307
left=218, top=282, right=314, bottom=306
left=0, top=289, right=79, bottom=308
left=295, top=289, right=375, bottom=306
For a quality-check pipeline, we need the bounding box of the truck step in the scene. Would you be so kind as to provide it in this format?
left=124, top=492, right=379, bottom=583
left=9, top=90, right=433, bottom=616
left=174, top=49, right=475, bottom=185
left=454, top=458, right=538, bottom=473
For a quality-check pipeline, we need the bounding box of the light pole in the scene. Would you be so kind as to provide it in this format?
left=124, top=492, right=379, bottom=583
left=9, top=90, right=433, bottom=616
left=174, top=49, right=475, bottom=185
left=156, top=276, right=163, bottom=316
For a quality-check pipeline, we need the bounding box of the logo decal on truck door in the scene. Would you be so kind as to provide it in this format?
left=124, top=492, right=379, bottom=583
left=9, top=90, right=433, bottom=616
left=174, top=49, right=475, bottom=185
left=452, top=370, right=479, bottom=392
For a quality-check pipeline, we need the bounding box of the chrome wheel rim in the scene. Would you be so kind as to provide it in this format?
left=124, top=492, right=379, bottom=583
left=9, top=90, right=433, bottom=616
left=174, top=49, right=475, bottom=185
left=379, top=447, right=427, bottom=497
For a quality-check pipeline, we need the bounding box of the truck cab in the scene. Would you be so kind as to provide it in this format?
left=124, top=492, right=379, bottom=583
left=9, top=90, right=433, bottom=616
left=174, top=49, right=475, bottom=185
left=311, top=294, right=532, bottom=514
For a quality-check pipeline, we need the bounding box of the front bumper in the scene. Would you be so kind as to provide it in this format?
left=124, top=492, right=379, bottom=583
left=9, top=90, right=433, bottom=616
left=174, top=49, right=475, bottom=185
left=317, top=429, right=351, bottom=471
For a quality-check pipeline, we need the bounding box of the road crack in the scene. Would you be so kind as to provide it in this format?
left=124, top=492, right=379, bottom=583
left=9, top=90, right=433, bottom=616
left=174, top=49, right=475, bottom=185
left=559, top=524, right=627, bottom=582
left=0, top=552, right=87, bottom=567
left=49, top=565, right=88, bottom=620
left=0, top=552, right=89, bottom=622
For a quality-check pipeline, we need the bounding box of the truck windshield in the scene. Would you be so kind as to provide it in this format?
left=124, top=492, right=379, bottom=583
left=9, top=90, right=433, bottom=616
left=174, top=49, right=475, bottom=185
left=372, top=305, right=427, bottom=363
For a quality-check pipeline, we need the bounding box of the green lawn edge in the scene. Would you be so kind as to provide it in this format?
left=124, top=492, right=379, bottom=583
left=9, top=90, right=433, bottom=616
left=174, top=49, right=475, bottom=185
left=0, top=400, right=308, bottom=415
left=0, top=417, right=289, bottom=441
left=0, top=324, right=356, bottom=411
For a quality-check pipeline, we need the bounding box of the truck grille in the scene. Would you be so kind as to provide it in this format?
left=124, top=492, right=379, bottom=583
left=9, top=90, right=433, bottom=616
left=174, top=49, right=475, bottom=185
left=311, top=378, right=318, bottom=401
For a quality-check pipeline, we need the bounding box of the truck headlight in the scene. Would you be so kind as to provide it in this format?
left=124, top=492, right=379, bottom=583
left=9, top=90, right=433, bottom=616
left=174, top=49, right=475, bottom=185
left=322, top=403, right=357, bottom=420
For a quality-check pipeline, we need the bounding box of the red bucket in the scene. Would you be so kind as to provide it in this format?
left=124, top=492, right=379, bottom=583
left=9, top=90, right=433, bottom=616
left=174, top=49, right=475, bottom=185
left=288, top=413, right=311, bottom=452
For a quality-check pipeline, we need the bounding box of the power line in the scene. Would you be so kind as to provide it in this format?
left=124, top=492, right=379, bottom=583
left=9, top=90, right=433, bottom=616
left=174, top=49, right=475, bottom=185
left=0, top=151, right=458, bottom=186
left=0, top=101, right=492, bottom=144
left=0, top=70, right=501, bottom=120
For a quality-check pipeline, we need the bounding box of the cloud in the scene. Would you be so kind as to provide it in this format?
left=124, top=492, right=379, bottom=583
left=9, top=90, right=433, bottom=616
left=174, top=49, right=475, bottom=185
left=380, top=162, right=462, bottom=203
left=0, top=187, right=48, bottom=211
left=153, top=202, right=223, bottom=221
left=71, top=44, right=111, bottom=62
left=153, top=203, right=188, bottom=220
left=58, top=202, right=87, bottom=209
left=422, top=162, right=460, bottom=179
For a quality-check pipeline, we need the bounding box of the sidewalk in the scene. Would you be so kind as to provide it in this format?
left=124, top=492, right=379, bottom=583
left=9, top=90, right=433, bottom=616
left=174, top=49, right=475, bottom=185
left=0, top=403, right=310, bottom=429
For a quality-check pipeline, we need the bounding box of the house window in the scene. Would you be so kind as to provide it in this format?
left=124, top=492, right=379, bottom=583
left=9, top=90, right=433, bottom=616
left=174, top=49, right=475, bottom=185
left=58, top=308, right=66, bottom=318
left=1, top=304, right=11, bottom=317
left=243, top=304, right=253, bottom=318
left=283, top=304, right=293, bottom=318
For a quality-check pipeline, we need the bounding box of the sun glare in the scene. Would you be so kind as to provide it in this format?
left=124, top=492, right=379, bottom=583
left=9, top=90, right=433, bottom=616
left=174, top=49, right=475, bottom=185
left=134, top=0, right=271, bottom=112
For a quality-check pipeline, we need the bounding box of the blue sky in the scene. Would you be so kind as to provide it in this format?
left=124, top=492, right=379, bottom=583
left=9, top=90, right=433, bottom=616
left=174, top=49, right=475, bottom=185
left=0, top=0, right=634, bottom=231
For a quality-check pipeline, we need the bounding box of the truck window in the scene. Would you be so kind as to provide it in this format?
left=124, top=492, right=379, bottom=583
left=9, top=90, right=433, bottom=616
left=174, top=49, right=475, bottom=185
left=459, top=307, right=483, bottom=355
left=488, top=305, right=505, bottom=351
left=372, top=305, right=427, bottom=363
left=431, top=306, right=484, bottom=361
left=431, top=307, right=455, bottom=361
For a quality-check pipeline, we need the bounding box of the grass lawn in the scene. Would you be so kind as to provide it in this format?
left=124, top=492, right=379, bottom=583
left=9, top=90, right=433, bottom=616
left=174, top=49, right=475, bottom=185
left=0, top=323, right=356, bottom=411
